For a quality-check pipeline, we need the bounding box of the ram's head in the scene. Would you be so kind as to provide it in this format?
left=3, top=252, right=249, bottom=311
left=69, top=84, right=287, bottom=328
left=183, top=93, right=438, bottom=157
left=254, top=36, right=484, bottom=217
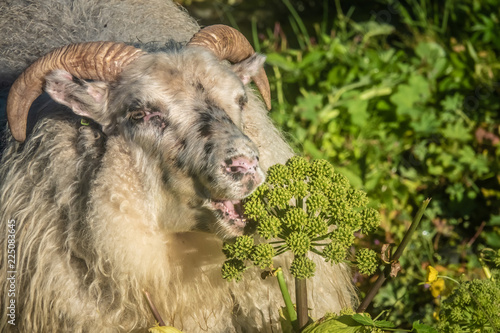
left=6, top=25, right=272, bottom=239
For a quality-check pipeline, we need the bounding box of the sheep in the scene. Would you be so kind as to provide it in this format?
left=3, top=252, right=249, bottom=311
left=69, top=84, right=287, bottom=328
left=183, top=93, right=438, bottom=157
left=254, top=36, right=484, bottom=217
left=0, top=1, right=356, bottom=332
left=0, top=0, right=199, bottom=88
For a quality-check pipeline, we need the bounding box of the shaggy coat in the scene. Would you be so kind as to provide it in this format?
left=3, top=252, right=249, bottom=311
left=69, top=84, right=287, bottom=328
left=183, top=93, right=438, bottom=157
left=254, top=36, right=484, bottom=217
left=0, top=1, right=356, bottom=332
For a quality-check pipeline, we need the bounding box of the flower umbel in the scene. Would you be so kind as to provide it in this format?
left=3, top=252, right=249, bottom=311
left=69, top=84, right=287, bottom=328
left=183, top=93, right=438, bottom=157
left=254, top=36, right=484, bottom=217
left=221, top=157, right=381, bottom=281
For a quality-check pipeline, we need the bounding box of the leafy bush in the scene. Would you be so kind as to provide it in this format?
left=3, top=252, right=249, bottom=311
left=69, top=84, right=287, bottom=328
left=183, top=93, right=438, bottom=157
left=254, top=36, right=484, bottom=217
left=247, top=0, right=500, bottom=328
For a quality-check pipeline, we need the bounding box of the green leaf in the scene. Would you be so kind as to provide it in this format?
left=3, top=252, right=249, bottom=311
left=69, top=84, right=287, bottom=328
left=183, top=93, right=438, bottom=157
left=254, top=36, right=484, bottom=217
left=485, top=230, right=500, bottom=248
left=351, top=314, right=395, bottom=328
left=295, top=93, right=324, bottom=121
left=390, top=75, right=430, bottom=117
left=266, top=53, right=297, bottom=71
left=302, top=315, right=363, bottom=333
left=441, top=120, right=472, bottom=141
left=415, top=42, right=446, bottom=63
left=351, top=314, right=374, bottom=326
left=411, top=321, right=438, bottom=333
left=344, top=98, right=369, bottom=127
left=303, top=140, right=325, bottom=160
left=489, top=215, right=500, bottom=226
left=410, top=109, right=440, bottom=134
left=299, top=51, right=325, bottom=69
left=415, top=42, right=448, bottom=79
left=336, top=166, right=363, bottom=189
left=441, top=94, right=462, bottom=112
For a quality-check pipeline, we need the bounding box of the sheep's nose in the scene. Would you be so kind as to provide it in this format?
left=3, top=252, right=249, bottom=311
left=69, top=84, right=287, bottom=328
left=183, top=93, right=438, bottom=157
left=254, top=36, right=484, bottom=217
left=224, top=156, right=259, bottom=175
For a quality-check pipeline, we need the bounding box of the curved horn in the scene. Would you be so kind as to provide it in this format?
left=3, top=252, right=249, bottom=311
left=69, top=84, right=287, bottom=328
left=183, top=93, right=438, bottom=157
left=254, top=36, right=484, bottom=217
left=7, top=42, right=145, bottom=142
left=187, top=25, right=271, bottom=110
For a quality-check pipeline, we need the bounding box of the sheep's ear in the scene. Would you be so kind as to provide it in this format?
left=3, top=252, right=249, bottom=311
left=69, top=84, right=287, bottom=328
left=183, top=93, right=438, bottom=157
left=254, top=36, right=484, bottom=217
left=231, top=53, right=266, bottom=85
left=45, top=69, right=111, bottom=125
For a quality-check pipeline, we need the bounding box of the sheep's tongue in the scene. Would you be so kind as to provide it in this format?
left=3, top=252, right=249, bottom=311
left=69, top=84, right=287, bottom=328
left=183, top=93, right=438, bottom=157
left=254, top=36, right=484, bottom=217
left=212, top=200, right=246, bottom=227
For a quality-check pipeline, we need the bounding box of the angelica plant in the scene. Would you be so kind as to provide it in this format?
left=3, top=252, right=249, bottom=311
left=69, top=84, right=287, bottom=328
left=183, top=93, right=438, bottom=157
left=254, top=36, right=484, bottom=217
left=438, top=270, right=500, bottom=332
left=221, top=156, right=381, bottom=281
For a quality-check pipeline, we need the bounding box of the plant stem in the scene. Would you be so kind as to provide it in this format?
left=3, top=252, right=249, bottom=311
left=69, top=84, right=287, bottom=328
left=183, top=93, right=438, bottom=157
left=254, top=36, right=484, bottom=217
left=275, top=268, right=298, bottom=330
left=295, top=276, right=309, bottom=331
left=438, top=275, right=460, bottom=285
left=357, top=198, right=431, bottom=313
left=391, top=198, right=431, bottom=261
left=143, top=289, right=166, bottom=326
left=281, top=0, right=311, bottom=47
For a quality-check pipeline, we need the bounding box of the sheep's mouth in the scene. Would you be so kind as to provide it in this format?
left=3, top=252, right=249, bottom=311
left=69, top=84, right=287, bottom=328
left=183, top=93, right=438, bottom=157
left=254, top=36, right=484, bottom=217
left=211, top=199, right=247, bottom=237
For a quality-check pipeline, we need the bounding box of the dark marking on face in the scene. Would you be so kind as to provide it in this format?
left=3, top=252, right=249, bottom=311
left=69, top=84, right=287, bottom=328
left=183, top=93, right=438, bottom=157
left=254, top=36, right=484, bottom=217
left=246, top=179, right=255, bottom=192
left=199, top=111, right=216, bottom=123
left=198, top=112, right=216, bottom=138
left=193, top=208, right=216, bottom=233
left=198, top=122, right=212, bottom=138
left=237, top=95, right=248, bottom=109
left=230, top=172, right=244, bottom=181
left=179, top=138, right=187, bottom=150
left=204, top=142, right=214, bottom=155
left=161, top=170, right=170, bottom=185
left=149, top=114, right=166, bottom=128
left=175, top=157, right=186, bottom=170
left=196, top=82, right=205, bottom=92
left=127, top=99, right=143, bottom=112
left=72, top=76, right=86, bottom=86
left=220, top=114, right=232, bottom=124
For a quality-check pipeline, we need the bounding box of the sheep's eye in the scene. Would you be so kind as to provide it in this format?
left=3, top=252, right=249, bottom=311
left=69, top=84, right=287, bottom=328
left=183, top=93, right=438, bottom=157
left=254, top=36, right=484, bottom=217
left=129, top=110, right=146, bottom=120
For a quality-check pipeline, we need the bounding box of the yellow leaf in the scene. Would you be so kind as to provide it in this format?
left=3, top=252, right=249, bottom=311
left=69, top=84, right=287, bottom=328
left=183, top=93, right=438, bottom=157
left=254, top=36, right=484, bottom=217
left=425, top=266, right=438, bottom=284
left=148, top=323, right=184, bottom=333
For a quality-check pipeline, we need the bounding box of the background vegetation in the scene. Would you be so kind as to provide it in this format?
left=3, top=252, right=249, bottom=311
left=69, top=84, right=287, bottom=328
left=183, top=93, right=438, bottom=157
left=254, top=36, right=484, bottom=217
left=181, top=0, right=500, bottom=330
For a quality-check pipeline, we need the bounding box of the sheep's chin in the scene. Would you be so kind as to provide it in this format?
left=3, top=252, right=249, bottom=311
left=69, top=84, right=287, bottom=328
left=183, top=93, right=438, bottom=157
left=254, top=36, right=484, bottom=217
left=211, top=199, right=247, bottom=239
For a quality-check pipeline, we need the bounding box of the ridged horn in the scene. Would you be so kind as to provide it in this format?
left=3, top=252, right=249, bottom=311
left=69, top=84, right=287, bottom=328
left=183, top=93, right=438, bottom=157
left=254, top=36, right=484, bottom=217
left=187, top=25, right=271, bottom=110
left=7, top=41, right=145, bottom=142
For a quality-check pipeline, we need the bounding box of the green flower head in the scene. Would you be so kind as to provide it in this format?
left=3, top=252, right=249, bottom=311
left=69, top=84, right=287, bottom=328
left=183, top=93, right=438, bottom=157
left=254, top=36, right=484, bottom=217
left=221, top=259, right=246, bottom=282
left=290, top=256, right=316, bottom=279
left=330, top=226, right=356, bottom=248
left=360, top=207, right=381, bottom=234
left=356, top=248, right=378, bottom=275
left=323, top=241, right=347, bottom=264
left=268, top=187, right=293, bottom=209
left=266, top=164, right=292, bottom=187
left=223, top=236, right=254, bottom=261
left=285, top=156, right=311, bottom=181
left=304, top=216, right=329, bottom=238
left=251, top=243, right=276, bottom=269
left=286, top=231, right=312, bottom=256
left=283, top=208, right=309, bottom=232
left=310, top=159, right=335, bottom=179
left=257, top=215, right=282, bottom=239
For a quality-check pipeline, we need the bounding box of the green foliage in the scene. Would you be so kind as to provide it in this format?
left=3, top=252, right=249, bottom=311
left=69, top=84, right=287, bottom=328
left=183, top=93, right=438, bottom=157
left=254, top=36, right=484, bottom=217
left=249, top=0, right=500, bottom=329
left=221, top=157, right=381, bottom=280
left=300, top=312, right=407, bottom=333
left=203, top=0, right=500, bottom=329
left=438, top=271, right=500, bottom=332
